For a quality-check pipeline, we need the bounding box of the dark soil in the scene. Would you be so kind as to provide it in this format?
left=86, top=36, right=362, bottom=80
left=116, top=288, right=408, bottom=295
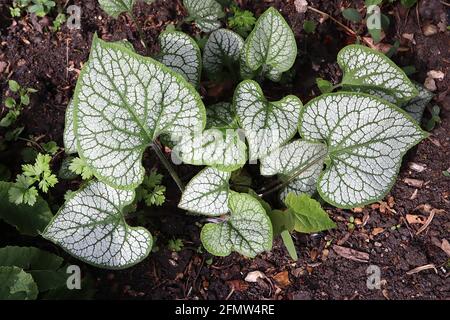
left=0, top=0, right=449, bottom=300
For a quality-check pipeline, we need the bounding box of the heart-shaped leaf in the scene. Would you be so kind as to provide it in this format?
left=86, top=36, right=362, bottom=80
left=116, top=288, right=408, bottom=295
left=300, top=92, right=426, bottom=208
left=98, top=0, right=135, bottom=18
left=260, top=140, right=327, bottom=201
left=242, top=7, right=297, bottom=81
left=338, top=45, right=418, bottom=104
left=43, top=181, right=153, bottom=269
left=234, top=80, right=303, bottom=160
left=183, top=0, right=224, bottom=32
left=0, top=266, right=38, bottom=300
left=203, top=29, right=244, bottom=76
left=73, top=35, right=205, bottom=190
left=178, top=167, right=231, bottom=216
left=201, top=192, right=272, bottom=257
left=158, top=31, right=202, bottom=86
left=285, top=193, right=336, bottom=233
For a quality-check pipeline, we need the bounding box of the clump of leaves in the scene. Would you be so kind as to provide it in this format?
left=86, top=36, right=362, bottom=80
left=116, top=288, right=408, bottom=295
left=1, top=80, right=37, bottom=128
left=9, top=153, right=58, bottom=206
left=47, top=6, right=427, bottom=269
left=227, top=4, right=256, bottom=37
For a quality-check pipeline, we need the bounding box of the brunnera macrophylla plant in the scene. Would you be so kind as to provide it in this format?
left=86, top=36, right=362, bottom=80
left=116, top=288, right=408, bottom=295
left=46, top=6, right=429, bottom=269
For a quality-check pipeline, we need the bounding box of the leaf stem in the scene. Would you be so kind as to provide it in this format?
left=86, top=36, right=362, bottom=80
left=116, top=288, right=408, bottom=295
left=258, top=153, right=327, bottom=198
left=151, top=142, right=185, bottom=192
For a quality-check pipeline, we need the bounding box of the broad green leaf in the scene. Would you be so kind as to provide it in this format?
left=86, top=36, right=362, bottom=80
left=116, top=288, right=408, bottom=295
left=0, top=266, right=38, bottom=300
left=342, top=8, right=362, bottom=23
left=203, top=29, right=244, bottom=76
left=98, top=0, right=135, bottom=18
left=242, top=7, right=297, bottom=81
left=63, top=100, right=77, bottom=154
left=0, top=182, right=53, bottom=236
left=175, top=128, right=247, bottom=171
left=201, top=192, right=272, bottom=257
left=0, top=246, right=66, bottom=292
left=285, top=193, right=336, bottom=233
left=0, top=246, right=63, bottom=270
left=178, top=167, right=231, bottom=216
left=338, top=45, right=418, bottom=104
left=280, top=230, right=298, bottom=261
left=158, top=31, right=202, bottom=86
left=300, top=92, right=427, bottom=208
left=260, top=140, right=327, bottom=201
left=43, top=181, right=153, bottom=269
left=73, top=35, right=205, bottom=190
left=402, top=83, right=434, bottom=123
left=206, top=102, right=236, bottom=129
left=268, top=209, right=295, bottom=235
left=183, top=0, right=224, bottom=33
left=234, top=80, right=303, bottom=160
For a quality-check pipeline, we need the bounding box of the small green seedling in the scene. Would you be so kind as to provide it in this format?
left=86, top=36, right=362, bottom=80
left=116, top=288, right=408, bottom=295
left=52, top=13, right=67, bottom=31
left=228, top=4, right=256, bottom=37
left=1, top=80, right=37, bottom=128
left=168, top=239, right=184, bottom=252
left=424, top=105, right=441, bottom=131
left=9, top=154, right=58, bottom=206
left=28, top=0, right=56, bottom=17
left=136, top=170, right=167, bottom=207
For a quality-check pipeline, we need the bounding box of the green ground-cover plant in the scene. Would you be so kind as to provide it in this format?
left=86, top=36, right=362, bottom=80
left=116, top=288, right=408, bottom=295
left=41, top=3, right=429, bottom=268
left=1, top=80, right=36, bottom=128
left=9, top=0, right=56, bottom=18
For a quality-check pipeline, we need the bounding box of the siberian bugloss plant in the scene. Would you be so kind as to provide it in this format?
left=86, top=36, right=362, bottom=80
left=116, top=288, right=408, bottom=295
left=42, top=2, right=430, bottom=269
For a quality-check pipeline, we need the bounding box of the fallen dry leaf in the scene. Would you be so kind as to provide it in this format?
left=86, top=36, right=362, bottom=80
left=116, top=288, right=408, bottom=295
left=273, top=271, right=291, bottom=287
left=408, top=162, right=426, bottom=173
left=406, top=214, right=426, bottom=224
left=427, top=70, right=445, bottom=80
left=441, top=239, right=450, bottom=257
left=404, top=178, right=424, bottom=188
left=227, top=280, right=249, bottom=292
left=294, top=0, right=308, bottom=13
left=422, top=24, right=438, bottom=36
left=244, top=271, right=266, bottom=283
left=372, top=227, right=385, bottom=236
left=333, top=245, right=369, bottom=263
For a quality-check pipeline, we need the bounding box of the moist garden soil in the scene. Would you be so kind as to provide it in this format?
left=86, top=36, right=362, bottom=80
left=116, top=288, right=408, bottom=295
left=0, top=0, right=449, bottom=300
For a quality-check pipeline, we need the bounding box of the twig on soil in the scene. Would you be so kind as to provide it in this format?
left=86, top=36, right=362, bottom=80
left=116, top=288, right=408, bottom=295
left=406, top=264, right=437, bottom=275
left=416, top=209, right=435, bottom=235
left=307, top=6, right=375, bottom=49
left=440, top=1, right=450, bottom=7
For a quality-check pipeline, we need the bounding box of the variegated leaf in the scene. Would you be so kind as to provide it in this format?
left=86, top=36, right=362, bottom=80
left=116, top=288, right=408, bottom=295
left=260, top=140, right=327, bottom=201
left=338, top=45, right=418, bottom=104
left=73, top=35, right=205, bottom=190
left=203, top=29, right=244, bottom=76
left=201, top=192, right=272, bottom=257
left=242, top=7, right=297, bottom=81
left=43, top=181, right=153, bottom=269
left=234, top=80, right=303, bottom=160
left=183, top=0, right=224, bottom=33
left=158, top=31, right=201, bottom=86
left=300, top=92, right=426, bottom=208
left=178, top=167, right=231, bottom=216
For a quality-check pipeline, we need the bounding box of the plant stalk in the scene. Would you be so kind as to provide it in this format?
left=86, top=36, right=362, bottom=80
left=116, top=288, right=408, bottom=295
left=151, top=142, right=185, bottom=192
